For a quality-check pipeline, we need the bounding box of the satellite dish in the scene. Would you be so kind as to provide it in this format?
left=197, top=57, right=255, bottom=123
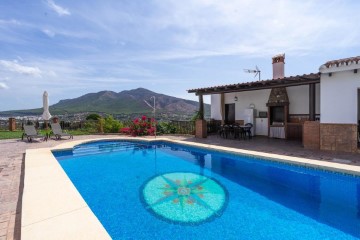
left=243, top=65, right=261, bottom=80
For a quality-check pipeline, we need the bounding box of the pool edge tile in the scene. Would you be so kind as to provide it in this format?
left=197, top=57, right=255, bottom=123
left=22, top=147, right=111, bottom=240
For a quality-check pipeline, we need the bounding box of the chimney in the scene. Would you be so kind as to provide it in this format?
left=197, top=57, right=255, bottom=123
left=272, top=53, right=285, bottom=79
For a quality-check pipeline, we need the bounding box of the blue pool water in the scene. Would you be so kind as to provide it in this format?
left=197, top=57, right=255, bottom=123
left=53, top=140, right=360, bottom=239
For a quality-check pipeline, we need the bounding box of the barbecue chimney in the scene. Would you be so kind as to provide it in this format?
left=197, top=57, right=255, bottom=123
left=272, top=53, right=285, bottom=79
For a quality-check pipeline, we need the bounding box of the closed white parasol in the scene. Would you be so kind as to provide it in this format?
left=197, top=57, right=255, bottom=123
left=42, top=91, right=52, bottom=120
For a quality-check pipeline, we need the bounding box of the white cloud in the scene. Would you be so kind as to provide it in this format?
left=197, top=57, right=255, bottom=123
left=0, top=82, right=9, bottom=89
left=0, top=60, right=42, bottom=77
left=46, top=0, right=71, bottom=16
left=144, top=0, right=360, bottom=59
left=0, top=19, right=22, bottom=26
left=42, top=29, right=55, bottom=37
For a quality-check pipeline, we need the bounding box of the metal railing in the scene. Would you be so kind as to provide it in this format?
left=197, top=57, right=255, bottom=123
left=170, top=120, right=195, bottom=135
left=0, top=118, right=200, bottom=135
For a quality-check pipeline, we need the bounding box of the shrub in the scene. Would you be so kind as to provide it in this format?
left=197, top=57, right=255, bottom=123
left=128, top=115, right=155, bottom=136
left=157, top=122, right=177, bottom=134
left=119, top=127, right=130, bottom=134
left=103, top=115, right=123, bottom=133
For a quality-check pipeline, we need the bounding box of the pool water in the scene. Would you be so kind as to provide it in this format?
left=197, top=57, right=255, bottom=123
left=53, top=140, right=360, bottom=239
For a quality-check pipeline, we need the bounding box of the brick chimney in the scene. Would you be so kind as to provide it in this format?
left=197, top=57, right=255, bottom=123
left=272, top=53, right=285, bottom=79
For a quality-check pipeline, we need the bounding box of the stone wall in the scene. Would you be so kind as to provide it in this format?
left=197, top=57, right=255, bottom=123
left=320, top=123, right=358, bottom=153
left=303, top=121, right=320, bottom=149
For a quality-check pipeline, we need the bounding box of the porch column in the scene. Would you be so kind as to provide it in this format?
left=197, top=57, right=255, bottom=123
left=309, top=83, right=316, bottom=121
left=198, top=94, right=204, bottom=120
left=220, top=93, right=225, bottom=124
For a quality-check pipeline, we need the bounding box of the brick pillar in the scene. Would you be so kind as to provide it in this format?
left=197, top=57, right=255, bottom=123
left=195, top=119, right=207, bottom=138
left=303, top=121, right=320, bottom=149
left=52, top=117, right=59, bottom=123
left=9, top=118, right=16, bottom=131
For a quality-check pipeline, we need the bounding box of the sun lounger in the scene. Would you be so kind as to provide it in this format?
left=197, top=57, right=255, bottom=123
left=51, top=122, right=73, bottom=140
left=22, top=125, right=46, bottom=142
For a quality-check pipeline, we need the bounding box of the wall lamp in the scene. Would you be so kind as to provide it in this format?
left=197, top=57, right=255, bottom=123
left=234, top=96, right=238, bottom=102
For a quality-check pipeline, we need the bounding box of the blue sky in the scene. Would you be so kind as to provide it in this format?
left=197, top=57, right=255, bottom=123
left=0, top=0, right=359, bottom=111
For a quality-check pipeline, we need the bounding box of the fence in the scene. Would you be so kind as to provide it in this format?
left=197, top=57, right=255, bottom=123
left=0, top=118, right=217, bottom=135
left=0, top=119, right=25, bottom=131
left=0, top=119, right=99, bottom=132
left=169, top=120, right=195, bottom=135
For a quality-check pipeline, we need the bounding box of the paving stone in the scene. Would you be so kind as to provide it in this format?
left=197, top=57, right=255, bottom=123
left=0, top=228, right=6, bottom=237
left=0, top=222, right=7, bottom=230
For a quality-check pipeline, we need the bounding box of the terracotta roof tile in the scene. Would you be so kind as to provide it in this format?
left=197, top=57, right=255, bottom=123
left=187, top=72, right=320, bottom=93
left=324, top=56, right=360, bottom=68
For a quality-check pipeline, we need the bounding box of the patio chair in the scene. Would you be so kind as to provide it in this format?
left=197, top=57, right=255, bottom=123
left=244, top=123, right=253, bottom=139
left=22, top=125, right=46, bottom=142
left=50, top=122, right=73, bottom=140
left=220, top=125, right=231, bottom=139
left=234, top=125, right=246, bottom=140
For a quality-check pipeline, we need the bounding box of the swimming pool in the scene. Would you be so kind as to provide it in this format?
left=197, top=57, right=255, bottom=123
left=53, top=140, right=360, bottom=239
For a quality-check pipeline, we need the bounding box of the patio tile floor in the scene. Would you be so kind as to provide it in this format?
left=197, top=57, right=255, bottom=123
left=0, top=134, right=359, bottom=239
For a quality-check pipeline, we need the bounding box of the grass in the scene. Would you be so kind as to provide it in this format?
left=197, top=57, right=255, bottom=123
left=0, top=129, right=96, bottom=140
left=0, top=130, right=23, bottom=140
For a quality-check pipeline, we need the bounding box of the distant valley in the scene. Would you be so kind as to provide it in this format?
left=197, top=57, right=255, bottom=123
left=0, top=88, right=210, bottom=121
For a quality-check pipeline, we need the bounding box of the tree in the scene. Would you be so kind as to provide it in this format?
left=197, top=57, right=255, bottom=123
left=86, top=113, right=101, bottom=121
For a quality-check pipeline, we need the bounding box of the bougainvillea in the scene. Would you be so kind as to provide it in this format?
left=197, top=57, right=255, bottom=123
left=122, top=115, right=156, bottom=136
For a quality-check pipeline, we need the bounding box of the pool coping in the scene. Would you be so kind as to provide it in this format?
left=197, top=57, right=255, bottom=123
left=22, top=136, right=360, bottom=239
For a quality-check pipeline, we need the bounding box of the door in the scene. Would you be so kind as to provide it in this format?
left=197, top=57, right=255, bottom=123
left=225, top=104, right=235, bottom=124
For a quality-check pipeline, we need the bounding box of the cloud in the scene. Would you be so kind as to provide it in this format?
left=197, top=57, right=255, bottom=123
left=143, top=0, right=360, bottom=60
left=0, top=82, right=9, bottom=89
left=0, top=19, right=22, bottom=26
left=46, top=0, right=70, bottom=16
left=42, top=29, right=55, bottom=37
left=0, top=60, right=42, bottom=77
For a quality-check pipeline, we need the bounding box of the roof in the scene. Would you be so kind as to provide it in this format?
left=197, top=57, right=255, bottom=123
left=188, top=72, right=320, bottom=95
left=323, top=56, right=360, bottom=68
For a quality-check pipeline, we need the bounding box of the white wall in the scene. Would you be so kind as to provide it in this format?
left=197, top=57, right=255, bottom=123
left=286, top=84, right=320, bottom=114
left=210, top=94, right=221, bottom=119
left=287, top=85, right=309, bottom=114
left=210, top=89, right=270, bottom=121
left=320, top=71, right=360, bottom=124
left=226, top=90, right=270, bottom=120
left=210, top=84, right=321, bottom=120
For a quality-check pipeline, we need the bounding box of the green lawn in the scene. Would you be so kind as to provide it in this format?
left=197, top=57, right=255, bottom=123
left=0, top=129, right=95, bottom=140
left=0, top=130, right=23, bottom=140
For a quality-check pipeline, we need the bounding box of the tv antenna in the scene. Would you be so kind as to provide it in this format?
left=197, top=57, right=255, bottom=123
left=244, top=65, right=261, bottom=81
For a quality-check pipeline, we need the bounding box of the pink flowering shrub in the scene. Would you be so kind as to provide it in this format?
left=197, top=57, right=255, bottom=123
left=126, top=115, right=156, bottom=136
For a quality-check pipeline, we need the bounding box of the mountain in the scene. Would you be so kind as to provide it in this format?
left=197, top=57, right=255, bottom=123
left=0, top=88, right=210, bottom=119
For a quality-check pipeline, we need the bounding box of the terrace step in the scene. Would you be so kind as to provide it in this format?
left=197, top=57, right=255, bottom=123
left=72, top=142, right=153, bottom=157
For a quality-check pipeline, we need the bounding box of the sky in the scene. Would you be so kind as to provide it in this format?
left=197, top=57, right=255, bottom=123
left=0, top=0, right=359, bottom=111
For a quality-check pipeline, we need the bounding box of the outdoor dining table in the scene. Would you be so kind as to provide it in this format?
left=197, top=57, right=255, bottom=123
left=219, top=124, right=252, bottom=140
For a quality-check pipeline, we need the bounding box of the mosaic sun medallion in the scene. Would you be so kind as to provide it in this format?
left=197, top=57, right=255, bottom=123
left=140, top=172, right=228, bottom=225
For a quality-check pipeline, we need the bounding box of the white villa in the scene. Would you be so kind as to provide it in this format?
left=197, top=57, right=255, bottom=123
left=188, top=55, right=360, bottom=153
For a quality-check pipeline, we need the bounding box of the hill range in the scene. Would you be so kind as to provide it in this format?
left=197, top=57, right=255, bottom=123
left=0, top=88, right=210, bottom=120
